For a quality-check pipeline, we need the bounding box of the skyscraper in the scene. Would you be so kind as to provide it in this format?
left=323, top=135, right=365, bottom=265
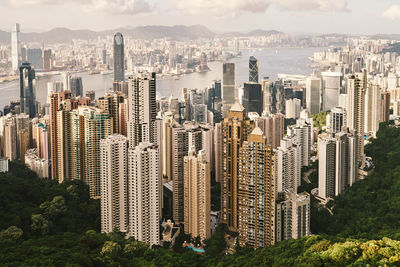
left=27, top=48, right=43, bottom=71
left=242, top=82, right=263, bottom=115
left=127, top=72, right=157, bottom=147
left=128, top=142, right=160, bottom=246
left=19, top=62, right=37, bottom=118
left=42, top=49, right=52, bottom=72
left=287, top=119, right=312, bottom=167
left=171, top=124, right=188, bottom=224
left=70, top=77, right=83, bottom=98
left=346, top=71, right=366, bottom=165
left=364, top=83, right=380, bottom=137
left=254, top=113, right=284, bottom=150
left=97, top=92, right=125, bottom=134
left=380, top=91, right=390, bottom=123
left=221, top=103, right=253, bottom=231
left=249, top=56, right=259, bottom=83
left=275, top=137, right=301, bottom=193
left=238, top=127, right=275, bottom=248
left=276, top=191, right=310, bottom=242
left=183, top=149, right=211, bottom=241
left=285, top=98, right=301, bottom=119
left=82, top=107, right=112, bottom=198
left=222, top=63, right=235, bottom=117
left=318, top=131, right=358, bottom=200
left=113, top=32, right=125, bottom=82
left=11, top=23, right=21, bottom=72
left=330, top=107, right=347, bottom=133
left=306, top=76, right=322, bottom=114
left=100, top=134, right=129, bottom=234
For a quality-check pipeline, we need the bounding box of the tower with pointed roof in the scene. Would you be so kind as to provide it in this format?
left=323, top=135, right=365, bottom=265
left=221, top=103, right=254, bottom=231
left=238, top=127, right=276, bottom=248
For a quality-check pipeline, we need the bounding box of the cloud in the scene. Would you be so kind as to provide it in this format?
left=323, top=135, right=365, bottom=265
left=383, top=4, right=400, bottom=20
left=4, top=0, right=154, bottom=14
left=173, top=0, right=348, bottom=16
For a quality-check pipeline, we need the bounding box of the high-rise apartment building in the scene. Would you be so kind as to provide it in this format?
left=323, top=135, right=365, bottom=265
left=127, top=72, right=157, bottom=147
left=238, top=127, right=275, bottom=248
left=318, top=131, right=358, bottom=200
left=82, top=107, right=112, bottom=198
left=346, top=71, right=366, bottom=164
left=380, top=91, right=390, bottom=123
left=183, top=149, right=211, bottom=241
left=287, top=119, right=312, bottom=167
left=249, top=56, right=259, bottom=83
left=330, top=107, right=347, bottom=133
left=285, top=98, right=301, bottom=119
left=19, top=62, right=37, bottom=118
left=11, top=23, right=21, bottom=72
left=113, top=32, right=125, bottom=82
left=254, top=113, right=285, bottom=150
left=171, top=124, right=188, bottom=224
left=100, top=134, right=129, bottom=234
left=221, top=103, right=253, bottom=231
left=276, top=191, right=310, bottom=242
left=128, top=142, right=160, bottom=246
left=364, top=83, right=380, bottom=137
left=275, top=137, right=301, bottom=193
left=222, top=63, right=235, bottom=117
left=214, top=122, right=223, bottom=183
left=97, top=92, right=125, bottom=134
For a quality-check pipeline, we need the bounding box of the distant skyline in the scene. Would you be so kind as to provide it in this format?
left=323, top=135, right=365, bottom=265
left=0, top=0, right=400, bottom=35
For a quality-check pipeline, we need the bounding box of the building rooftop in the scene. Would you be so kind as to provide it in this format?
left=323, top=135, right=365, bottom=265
left=230, top=103, right=245, bottom=112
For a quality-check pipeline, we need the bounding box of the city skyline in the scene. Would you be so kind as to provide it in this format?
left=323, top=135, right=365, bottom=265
left=0, top=1, right=400, bottom=35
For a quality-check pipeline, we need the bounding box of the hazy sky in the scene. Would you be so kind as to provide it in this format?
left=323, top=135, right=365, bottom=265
left=1, top=0, right=400, bottom=34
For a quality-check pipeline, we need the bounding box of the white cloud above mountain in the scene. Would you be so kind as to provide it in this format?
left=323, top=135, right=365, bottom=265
left=3, top=0, right=154, bottom=14
left=173, top=0, right=349, bottom=16
left=383, top=4, right=400, bottom=21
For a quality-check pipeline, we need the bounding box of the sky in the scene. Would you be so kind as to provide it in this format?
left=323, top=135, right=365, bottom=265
left=1, top=0, right=400, bottom=34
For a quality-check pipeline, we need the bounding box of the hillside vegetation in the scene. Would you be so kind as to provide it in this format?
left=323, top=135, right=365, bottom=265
left=1, top=123, right=400, bottom=266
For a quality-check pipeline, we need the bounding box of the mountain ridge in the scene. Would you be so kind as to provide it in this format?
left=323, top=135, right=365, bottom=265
left=0, top=25, right=284, bottom=43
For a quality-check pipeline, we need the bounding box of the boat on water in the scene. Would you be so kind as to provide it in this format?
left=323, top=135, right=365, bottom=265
left=88, top=70, right=100, bottom=75
left=101, top=70, right=113, bottom=76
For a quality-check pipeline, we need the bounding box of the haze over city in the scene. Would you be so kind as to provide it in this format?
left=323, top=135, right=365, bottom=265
left=0, top=0, right=400, bottom=34
left=2, top=0, right=400, bottom=266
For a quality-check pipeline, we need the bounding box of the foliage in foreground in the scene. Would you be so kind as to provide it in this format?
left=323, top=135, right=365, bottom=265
left=2, top=123, right=400, bottom=266
left=312, top=122, right=400, bottom=239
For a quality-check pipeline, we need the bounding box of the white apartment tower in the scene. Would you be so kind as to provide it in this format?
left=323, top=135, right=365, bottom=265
left=128, top=142, right=160, bottom=246
left=275, top=137, right=301, bottom=193
left=128, top=72, right=157, bottom=147
left=100, top=135, right=129, bottom=234
left=287, top=119, right=312, bottom=167
left=364, top=83, right=380, bottom=137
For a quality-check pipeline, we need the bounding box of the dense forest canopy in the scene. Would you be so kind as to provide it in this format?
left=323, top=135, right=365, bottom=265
left=1, top=122, right=400, bottom=266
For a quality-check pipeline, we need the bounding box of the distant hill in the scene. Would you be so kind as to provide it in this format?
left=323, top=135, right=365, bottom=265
left=0, top=30, right=10, bottom=44
left=21, top=27, right=99, bottom=43
left=221, top=29, right=284, bottom=37
left=0, top=25, right=216, bottom=43
left=0, top=25, right=287, bottom=44
left=102, top=25, right=216, bottom=40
